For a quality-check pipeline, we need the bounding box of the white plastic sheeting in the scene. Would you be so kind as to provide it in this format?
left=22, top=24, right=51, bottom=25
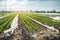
left=4, top=14, right=18, bottom=36
left=0, top=14, right=13, bottom=19
left=0, top=16, right=6, bottom=19
left=50, top=16, right=60, bottom=21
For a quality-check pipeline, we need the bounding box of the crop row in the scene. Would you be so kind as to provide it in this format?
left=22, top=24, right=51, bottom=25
left=19, top=13, right=47, bottom=32
left=26, top=13, right=60, bottom=29
left=0, top=14, right=16, bottom=33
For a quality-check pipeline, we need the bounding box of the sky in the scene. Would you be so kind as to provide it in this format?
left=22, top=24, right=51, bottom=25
left=0, top=0, right=60, bottom=11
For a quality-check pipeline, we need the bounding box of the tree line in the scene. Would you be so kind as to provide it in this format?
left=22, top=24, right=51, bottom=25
left=34, top=10, right=60, bottom=13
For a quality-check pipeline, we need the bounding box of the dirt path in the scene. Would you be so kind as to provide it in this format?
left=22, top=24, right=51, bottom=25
left=18, top=15, right=34, bottom=40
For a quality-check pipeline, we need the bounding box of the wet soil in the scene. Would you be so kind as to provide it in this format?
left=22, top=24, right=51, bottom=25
left=0, top=17, right=60, bottom=40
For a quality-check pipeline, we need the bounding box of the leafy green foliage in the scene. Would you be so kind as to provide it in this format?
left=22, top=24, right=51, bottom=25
left=0, top=14, right=16, bottom=33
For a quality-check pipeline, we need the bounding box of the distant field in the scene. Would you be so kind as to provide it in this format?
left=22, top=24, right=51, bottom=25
left=0, top=12, right=60, bottom=33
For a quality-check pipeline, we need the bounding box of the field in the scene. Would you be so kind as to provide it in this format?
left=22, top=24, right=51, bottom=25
left=0, top=11, right=60, bottom=40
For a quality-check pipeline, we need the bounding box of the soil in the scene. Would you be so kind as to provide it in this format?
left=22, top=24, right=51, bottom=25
left=0, top=17, right=60, bottom=40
